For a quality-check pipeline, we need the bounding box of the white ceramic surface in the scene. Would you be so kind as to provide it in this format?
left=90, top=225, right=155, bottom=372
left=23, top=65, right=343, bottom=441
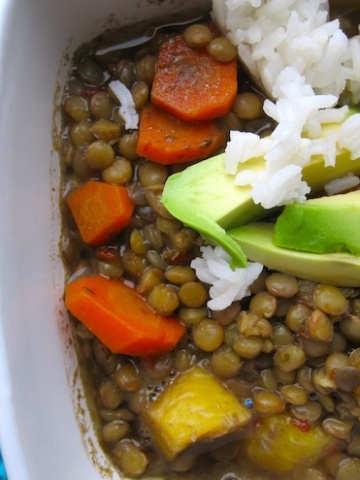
left=0, top=0, right=210, bottom=478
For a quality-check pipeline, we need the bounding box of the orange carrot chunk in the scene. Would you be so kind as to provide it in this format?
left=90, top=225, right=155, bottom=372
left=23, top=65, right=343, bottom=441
left=65, top=275, right=186, bottom=357
left=151, top=33, right=237, bottom=122
left=67, top=180, right=134, bottom=245
left=136, top=104, right=225, bottom=164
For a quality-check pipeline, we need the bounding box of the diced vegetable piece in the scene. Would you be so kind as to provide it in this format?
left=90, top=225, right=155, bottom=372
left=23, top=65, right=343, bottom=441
left=64, top=275, right=186, bottom=356
left=151, top=33, right=237, bottom=121
left=67, top=180, right=134, bottom=245
left=144, top=366, right=252, bottom=460
left=136, top=104, right=225, bottom=164
left=243, top=413, right=339, bottom=473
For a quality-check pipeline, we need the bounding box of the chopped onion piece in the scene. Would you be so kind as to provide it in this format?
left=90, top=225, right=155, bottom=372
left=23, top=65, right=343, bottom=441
left=108, top=80, right=138, bottom=130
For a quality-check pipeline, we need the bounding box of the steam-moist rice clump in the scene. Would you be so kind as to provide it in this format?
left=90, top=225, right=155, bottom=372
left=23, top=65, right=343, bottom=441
left=191, top=0, right=360, bottom=310
left=191, top=246, right=263, bottom=310
left=212, top=0, right=360, bottom=208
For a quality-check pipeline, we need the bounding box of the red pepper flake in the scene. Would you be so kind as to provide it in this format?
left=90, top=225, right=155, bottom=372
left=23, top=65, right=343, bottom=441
left=94, top=245, right=120, bottom=261
left=82, top=86, right=102, bottom=98
left=291, top=418, right=310, bottom=432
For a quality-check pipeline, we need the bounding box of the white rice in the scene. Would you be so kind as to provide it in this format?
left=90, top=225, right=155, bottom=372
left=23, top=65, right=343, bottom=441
left=190, top=0, right=360, bottom=309
left=108, top=80, right=139, bottom=130
left=212, top=0, right=360, bottom=209
left=324, top=173, right=360, bottom=196
left=190, top=246, right=263, bottom=310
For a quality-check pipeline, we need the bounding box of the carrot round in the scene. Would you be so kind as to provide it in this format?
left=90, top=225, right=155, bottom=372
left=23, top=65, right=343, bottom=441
left=67, top=180, right=134, bottom=245
left=65, top=275, right=186, bottom=357
left=151, top=33, right=237, bottom=122
left=136, top=104, right=225, bottom=164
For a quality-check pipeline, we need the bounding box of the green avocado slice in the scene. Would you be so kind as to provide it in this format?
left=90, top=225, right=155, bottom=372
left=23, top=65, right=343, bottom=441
left=228, top=222, right=360, bottom=286
left=162, top=121, right=360, bottom=268
left=273, top=190, right=360, bottom=256
left=162, top=154, right=263, bottom=268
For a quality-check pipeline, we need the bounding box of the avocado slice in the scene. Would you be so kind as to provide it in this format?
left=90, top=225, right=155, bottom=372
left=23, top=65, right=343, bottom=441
left=273, top=190, right=360, bottom=256
left=228, top=222, right=360, bottom=286
left=162, top=125, right=360, bottom=268
left=162, top=154, right=263, bottom=268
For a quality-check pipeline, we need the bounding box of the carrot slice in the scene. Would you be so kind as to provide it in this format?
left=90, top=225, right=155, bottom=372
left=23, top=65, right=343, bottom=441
left=136, top=104, right=225, bottom=164
left=67, top=180, right=134, bottom=245
left=65, top=275, right=186, bottom=357
left=151, top=33, right=237, bottom=121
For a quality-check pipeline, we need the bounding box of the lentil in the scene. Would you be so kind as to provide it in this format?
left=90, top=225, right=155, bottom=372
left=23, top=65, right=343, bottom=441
left=232, top=91, right=263, bottom=120
left=136, top=54, right=156, bottom=84
left=184, top=24, right=212, bottom=48
left=164, top=266, right=196, bottom=284
left=102, top=420, right=130, bottom=444
left=291, top=400, right=323, bottom=424
left=265, top=273, right=299, bottom=298
left=322, top=417, right=353, bottom=441
left=307, top=309, right=334, bottom=343
left=313, top=284, right=348, bottom=316
left=324, top=352, right=349, bottom=376
left=112, top=440, right=148, bottom=477
left=336, top=458, right=360, bottom=480
left=178, top=281, right=208, bottom=308
left=99, top=379, right=123, bottom=410
left=178, top=306, right=207, bottom=325
left=131, top=81, right=149, bottom=109
left=192, top=319, right=224, bottom=352
left=136, top=267, right=164, bottom=295
left=90, top=119, right=121, bottom=142
left=114, top=363, right=142, bottom=392
left=138, top=162, right=168, bottom=186
left=89, top=91, right=113, bottom=119
left=211, top=301, right=241, bottom=326
left=273, top=344, right=306, bottom=372
left=232, top=334, right=264, bottom=359
left=210, top=345, right=242, bottom=378
left=272, top=324, right=294, bottom=346
left=118, top=131, right=138, bottom=161
left=249, top=291, right=277, bottom=318
left=206, top=37, right=237, bottom=62
left=339, top=314, right=360, bottom=342
left=252, top=390, right=286, bottom=414
left=286, top=303, right=311, bottom=333
left=77, top=56, right=104, bottom=85
left=70, top=119, right=94, bottom=146
left=102, top=157, right=133, bottom=185
left=64, top=95, right=90, bottom=121
left=280, top=384, right=308, bottom=405
left=147, top=284, right=179, bottom=316
left=84, top=140, right=115, bottom=169
left=71, top=148, right=93, bottom=178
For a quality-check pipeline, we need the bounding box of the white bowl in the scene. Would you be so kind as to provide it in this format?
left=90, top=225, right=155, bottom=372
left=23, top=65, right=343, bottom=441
left=0, top=0, right=210, bottom=478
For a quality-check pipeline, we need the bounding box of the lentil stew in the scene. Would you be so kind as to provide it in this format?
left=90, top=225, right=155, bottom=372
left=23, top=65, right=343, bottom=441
left=60, top=13, right=360, bottom=480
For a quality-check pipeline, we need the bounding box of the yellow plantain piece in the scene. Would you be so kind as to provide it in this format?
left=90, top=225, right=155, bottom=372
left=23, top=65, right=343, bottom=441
left=243, top=413, right=339, bottom=473
left=144, top=366, right=252, bottom=461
